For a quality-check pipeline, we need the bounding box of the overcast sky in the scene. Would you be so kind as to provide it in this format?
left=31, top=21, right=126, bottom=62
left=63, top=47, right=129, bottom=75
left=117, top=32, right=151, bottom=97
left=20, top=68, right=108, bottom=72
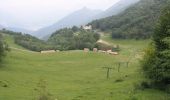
left=0, top=0, right=120, bottom=30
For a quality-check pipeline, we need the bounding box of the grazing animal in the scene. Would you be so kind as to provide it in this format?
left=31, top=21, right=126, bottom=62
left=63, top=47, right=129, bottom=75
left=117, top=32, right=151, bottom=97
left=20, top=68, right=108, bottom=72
left=84, top=48, right=90, bottom=52
left=93, top=48, right=98, bottom=52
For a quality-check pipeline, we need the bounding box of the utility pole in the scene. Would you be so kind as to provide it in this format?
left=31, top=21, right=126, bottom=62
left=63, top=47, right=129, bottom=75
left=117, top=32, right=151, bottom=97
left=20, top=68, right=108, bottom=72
left=116, top=61, right=130, bottom=72
left=126, top=61, right=130, bottom=68
left=103, top=67, right=114, bottom=79
left=118, top=62, right=121, bottom=72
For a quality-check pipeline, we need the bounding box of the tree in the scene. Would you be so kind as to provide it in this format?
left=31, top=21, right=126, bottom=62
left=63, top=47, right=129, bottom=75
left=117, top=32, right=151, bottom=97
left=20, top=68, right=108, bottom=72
left=142, top=5, right=170, bottom=87
left=72, top=26, right=79, bottom=32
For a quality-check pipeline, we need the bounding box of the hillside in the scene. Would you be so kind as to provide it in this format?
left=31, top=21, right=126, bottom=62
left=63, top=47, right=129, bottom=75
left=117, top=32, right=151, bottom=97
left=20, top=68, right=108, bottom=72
left=0, top=30, right=54, bottom=52
left=90, top=0, right=169, bottom=39
left=96, top=0, right=140, bottom=19
left=1, top=32, right=169, bottom=100
left=48, top=27, right=100, bottom=50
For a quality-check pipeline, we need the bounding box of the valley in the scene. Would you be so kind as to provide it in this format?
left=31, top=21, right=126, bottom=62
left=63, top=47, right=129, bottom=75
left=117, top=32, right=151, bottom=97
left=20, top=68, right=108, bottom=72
left=0, top=33, right=169, bottom=100
left=0, top=0, right=170, bottom=100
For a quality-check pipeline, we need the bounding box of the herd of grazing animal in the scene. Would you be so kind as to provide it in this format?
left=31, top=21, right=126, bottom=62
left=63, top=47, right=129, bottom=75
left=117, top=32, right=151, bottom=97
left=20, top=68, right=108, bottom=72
left=91, top=48, right=118, bottom=55
left=84, top=48, right=118, bottom=55
left=40, top=48, right=118, bottom=55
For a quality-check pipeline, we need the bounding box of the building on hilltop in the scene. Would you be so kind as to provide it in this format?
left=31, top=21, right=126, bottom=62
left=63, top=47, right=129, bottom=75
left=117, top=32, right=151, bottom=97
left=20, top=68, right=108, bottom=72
left=82, top=25, right=92, bottom=30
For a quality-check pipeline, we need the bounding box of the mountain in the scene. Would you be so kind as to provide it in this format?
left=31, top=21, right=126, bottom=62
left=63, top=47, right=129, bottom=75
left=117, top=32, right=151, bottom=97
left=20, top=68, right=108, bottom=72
left=97, top=0, right=140, bottom=19
left=90, top=0, right=169, bottom=39
left=33, top=7, right=102, bottom=39
left=0, top=25, right=33, bottom=34
left=6, top=27, right=34, bottom=34
left=0, top=25, right=4, bottom=30
left=34, top=0, right=141, bottom=39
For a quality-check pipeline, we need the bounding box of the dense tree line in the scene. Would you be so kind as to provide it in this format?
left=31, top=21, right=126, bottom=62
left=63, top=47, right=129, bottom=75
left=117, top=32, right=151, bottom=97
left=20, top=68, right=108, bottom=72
left=90, top=0, right=169, bottom=39
left=48, top=26, right=100, bottom=50
left=141, top=5, right=170, bottom=89
left=0, top=27, right=100, bottom=51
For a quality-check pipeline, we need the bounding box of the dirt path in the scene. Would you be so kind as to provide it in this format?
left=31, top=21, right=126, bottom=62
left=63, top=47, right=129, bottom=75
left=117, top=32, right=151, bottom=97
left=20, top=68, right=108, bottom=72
left=97, top=39, right=111, bottom=45
left=97, top=31, right=112, bottom=45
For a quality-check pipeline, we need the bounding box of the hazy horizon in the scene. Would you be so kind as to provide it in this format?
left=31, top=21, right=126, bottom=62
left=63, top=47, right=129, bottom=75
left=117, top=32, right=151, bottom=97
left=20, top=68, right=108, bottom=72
left=0, top=0, right=120, bottom=31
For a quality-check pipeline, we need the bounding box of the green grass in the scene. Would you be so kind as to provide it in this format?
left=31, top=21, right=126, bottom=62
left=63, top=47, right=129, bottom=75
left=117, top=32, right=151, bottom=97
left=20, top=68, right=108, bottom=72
left=0, top=33, right=168, bottom=100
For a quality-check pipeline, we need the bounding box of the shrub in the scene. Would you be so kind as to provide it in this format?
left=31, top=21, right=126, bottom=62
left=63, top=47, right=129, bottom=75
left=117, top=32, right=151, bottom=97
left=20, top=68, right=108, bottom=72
left=0, top=80, right=9, bottom=88
left=0, top=34, right=8, bottom=61
left=115, top=78, right=124, bottom=83
left=33, top=79, right=54, bottom=100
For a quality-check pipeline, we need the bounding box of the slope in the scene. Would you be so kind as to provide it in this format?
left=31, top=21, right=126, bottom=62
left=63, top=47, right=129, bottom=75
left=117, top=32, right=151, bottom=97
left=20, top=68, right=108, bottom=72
left=0, top=32, right=169, bottom=99
left=96, top=0, right=140, bottom=19
left=1, top=33, right=26, bottom=50
left=90, top=0, right=169, bottom=39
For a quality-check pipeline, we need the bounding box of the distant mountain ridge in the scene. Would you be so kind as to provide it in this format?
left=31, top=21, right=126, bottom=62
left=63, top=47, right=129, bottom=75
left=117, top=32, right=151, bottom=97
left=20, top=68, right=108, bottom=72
left=33, top=8, right=102, bottom=38
left=6, top=27, right=34, bottom=34
left=1, top=0, right=141, bottom=39
left=0, top=25, right=4, bottom=30
left=0, top=25, right=33, bottom=34
left=34, top=0, right=140, bottom=39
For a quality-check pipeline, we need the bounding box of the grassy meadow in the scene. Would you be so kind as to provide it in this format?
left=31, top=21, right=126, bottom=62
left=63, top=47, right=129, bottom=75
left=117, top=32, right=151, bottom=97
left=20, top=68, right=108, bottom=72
left=0, top=33, right=169, bottom=100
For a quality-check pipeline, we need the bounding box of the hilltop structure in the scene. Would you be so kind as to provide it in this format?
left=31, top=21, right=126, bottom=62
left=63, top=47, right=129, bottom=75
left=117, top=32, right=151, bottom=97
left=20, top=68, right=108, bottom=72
left=82, top=25, right=92, bottom=30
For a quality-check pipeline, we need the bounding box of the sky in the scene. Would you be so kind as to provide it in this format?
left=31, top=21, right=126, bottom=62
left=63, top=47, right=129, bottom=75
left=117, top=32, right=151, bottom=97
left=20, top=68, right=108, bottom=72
left=0, top=0, right=120, bottom=31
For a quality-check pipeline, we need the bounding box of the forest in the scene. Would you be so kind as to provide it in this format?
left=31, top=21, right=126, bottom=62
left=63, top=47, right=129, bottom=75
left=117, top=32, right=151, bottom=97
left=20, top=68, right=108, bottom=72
left=90, top=0, right=168, bottom=39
